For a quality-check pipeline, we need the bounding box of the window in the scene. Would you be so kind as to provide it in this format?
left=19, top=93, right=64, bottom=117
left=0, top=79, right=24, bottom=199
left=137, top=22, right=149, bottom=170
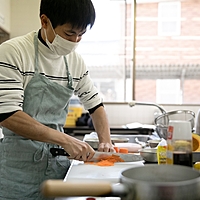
left=158, top=2, right=181, bottom=36
left=156, top=79, right=181, bottom=104
left=135, top=0, right=200, bottom=104
left=77, top=0, right=200, bottom=104
left=77, top=0, right=133, bottom=102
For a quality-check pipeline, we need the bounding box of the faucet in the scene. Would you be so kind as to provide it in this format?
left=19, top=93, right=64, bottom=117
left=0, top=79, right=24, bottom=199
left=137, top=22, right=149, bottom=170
left=128, top=101, right=166, bottom=114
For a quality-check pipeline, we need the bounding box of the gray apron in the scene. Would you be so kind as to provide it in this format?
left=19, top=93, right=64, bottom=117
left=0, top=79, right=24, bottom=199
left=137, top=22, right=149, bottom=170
left=0, top=32, right=73, bottom=200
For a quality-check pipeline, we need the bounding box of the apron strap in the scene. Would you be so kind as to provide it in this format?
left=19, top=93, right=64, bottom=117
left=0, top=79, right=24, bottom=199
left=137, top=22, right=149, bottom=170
left=64, top=56, right=73, bottom=87
left=34, top=32, right=39, bottom=73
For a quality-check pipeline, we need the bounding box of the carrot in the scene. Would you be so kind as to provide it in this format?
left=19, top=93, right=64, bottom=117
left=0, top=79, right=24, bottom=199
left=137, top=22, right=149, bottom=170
left=85, top=154, right=125, bottom=166
left=96, top=160, right=114, bottom=166
left=119, top=148, right=128, bottom=153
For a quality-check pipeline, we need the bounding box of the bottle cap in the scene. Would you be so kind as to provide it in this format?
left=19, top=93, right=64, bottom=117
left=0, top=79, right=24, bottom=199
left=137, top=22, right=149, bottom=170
left=168, top=120, right=192, bottom=140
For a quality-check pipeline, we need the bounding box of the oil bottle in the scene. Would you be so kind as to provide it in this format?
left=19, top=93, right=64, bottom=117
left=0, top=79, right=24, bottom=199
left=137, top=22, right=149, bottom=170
left=166, top=120, right=193, bottom=167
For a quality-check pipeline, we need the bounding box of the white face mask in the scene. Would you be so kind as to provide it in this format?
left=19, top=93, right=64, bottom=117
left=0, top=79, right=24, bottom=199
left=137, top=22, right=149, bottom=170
left=44, top=21, right=79, bottom=56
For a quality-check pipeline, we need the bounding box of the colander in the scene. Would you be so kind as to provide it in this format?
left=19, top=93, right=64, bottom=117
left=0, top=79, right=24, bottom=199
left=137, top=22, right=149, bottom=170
left=155, top=110, right=195, bottom=139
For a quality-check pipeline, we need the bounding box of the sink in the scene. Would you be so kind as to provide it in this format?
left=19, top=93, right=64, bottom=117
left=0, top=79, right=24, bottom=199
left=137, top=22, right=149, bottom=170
left=84, top=133, right=150, bottom=149
left=110, top=134, right=150, bottom=143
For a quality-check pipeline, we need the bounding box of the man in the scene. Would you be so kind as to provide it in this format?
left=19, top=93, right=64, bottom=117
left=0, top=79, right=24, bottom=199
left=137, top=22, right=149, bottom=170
left=0, top=0, right=114, bottom=199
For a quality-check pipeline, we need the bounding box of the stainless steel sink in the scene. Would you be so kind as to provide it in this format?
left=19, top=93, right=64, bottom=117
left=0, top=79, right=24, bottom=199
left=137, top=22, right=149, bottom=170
left=110, top=134, right=150, bottom=143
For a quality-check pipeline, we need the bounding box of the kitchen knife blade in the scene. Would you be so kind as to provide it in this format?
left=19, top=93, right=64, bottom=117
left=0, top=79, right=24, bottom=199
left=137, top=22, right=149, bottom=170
left=90, top=151, right=143, bottom=162
left=50, top=148, right=143, bottom=162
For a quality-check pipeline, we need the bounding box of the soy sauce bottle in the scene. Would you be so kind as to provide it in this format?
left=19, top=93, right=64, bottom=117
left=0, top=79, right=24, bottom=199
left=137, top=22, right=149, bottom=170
left=166, top=120, right=193, bottom=167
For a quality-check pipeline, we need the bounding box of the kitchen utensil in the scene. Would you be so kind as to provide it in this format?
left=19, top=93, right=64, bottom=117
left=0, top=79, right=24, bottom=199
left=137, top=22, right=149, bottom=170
left=41, top=164, right=200, bottom=200
left=139, top=148, right=157, bottom=162
left=91, top=151, right=143, bottom=162
left=155, top=110, right=195, bottom=139
left=147, top=139, right=161, bottom=148
left=50, top=148, right=143, bottom=162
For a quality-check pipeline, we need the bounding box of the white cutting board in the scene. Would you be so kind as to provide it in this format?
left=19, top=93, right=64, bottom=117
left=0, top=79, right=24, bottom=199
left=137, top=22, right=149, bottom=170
left=65, top=160, right=144, bottom=183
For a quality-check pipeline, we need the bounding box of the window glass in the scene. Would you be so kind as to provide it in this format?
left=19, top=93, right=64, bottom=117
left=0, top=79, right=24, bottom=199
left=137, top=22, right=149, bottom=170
left=76, top=0, right=133, bottom=102
left=135, top=0, right=200, bottom=104
left=77, top=0, right=200, bottom=104
left=158, top=2, right=181, bottom=36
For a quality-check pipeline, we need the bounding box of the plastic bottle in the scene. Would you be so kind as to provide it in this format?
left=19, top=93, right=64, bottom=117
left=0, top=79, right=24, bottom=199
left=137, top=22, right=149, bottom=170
left=157, top=138, right=167, bottom=164
left=65, top=97, right=83, bottom=126
left=166, top=120, right=193, bottom=167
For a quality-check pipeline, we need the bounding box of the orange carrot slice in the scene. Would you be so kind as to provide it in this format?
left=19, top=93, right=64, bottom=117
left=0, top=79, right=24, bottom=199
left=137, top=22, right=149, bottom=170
left=119, top=148, right=128, bottom=153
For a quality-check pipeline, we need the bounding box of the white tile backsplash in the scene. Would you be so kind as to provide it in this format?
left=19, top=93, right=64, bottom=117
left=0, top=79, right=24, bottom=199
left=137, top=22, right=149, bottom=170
left=104, top=103, right=200, bottom=127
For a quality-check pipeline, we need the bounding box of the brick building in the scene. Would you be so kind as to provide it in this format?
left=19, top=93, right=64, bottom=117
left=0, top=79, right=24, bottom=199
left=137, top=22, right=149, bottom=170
left=135, top=0, right=200, bottom=103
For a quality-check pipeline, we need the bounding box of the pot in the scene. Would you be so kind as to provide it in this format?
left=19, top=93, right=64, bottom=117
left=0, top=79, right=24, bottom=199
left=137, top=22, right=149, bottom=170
left=41, top=165, right=200, bottom=200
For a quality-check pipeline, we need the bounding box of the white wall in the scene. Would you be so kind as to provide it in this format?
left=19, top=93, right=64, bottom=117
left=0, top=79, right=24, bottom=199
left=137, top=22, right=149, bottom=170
left=0, top=0, right=10, bottom=32
left=10, top=0, right=41, bottom=38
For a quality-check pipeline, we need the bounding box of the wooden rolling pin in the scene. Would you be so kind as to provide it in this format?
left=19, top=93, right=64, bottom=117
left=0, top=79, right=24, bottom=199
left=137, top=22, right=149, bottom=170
left=41, top=180, right=112, bottom=197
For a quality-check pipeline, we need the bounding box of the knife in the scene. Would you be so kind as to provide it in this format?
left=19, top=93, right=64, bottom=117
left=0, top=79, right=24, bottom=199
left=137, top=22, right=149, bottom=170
left=50, top=147, right=143, bottom=162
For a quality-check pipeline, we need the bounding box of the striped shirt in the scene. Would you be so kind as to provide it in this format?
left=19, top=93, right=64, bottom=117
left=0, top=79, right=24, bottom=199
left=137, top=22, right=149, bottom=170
left=0, top=31, right=102, bottom=114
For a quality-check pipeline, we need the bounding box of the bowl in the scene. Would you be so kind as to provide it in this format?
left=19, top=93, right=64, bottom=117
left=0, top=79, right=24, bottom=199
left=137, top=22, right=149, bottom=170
left=147, top=139, right=161, bottom=148
left=139, top=148, right=157, bottom=162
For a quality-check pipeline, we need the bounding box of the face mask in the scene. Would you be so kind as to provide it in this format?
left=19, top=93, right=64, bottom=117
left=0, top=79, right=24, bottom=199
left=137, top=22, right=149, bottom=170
left=44, top=21, right=79, bottom=56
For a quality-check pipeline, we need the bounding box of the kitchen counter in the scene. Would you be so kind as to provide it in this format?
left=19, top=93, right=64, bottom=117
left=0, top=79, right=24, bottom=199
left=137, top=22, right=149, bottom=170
left=53, top=133, right=148, bottom=200
left=65, top=160, right=144, bottom=183
left=55, top=159, right=144, bottom=200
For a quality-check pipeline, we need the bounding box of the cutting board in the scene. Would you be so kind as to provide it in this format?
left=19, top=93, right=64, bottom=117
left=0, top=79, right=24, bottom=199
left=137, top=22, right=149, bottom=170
left=65, top=160, right=144, bottom=183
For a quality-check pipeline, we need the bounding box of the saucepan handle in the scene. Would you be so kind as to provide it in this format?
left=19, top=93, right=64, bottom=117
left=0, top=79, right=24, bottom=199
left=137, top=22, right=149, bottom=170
left=41, top=180, right=114, bottom=198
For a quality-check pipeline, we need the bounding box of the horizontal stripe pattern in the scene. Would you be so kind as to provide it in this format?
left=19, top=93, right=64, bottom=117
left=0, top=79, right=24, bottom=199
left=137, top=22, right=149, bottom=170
left=0, top=31, right=102, bottom=112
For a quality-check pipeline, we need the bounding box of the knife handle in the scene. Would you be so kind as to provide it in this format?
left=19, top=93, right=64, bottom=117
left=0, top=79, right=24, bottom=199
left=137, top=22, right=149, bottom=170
left=50, top=148, right=70, bottom=157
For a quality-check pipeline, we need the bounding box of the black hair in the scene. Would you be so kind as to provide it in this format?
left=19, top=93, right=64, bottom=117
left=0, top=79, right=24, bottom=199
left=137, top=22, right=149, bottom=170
left=40, top=0, right=96, bottom=30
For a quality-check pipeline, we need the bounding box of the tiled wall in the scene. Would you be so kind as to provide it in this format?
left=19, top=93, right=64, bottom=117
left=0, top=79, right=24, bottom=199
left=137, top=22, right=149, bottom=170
left=104, top=103, right=200, bottom=127
left=0, top=104, right=199, bottom=138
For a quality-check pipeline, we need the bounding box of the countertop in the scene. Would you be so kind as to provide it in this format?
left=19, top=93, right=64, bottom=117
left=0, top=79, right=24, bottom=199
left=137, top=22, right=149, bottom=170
left=55, top=159, right=144, bottom=200
left=64, top=160, right=144, bottom=183
left=53, top=132, right=148, bottom=200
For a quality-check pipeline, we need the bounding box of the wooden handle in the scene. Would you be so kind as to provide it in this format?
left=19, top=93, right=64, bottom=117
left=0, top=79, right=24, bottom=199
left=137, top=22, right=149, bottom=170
left=41, top=180, right=112, bottom=198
